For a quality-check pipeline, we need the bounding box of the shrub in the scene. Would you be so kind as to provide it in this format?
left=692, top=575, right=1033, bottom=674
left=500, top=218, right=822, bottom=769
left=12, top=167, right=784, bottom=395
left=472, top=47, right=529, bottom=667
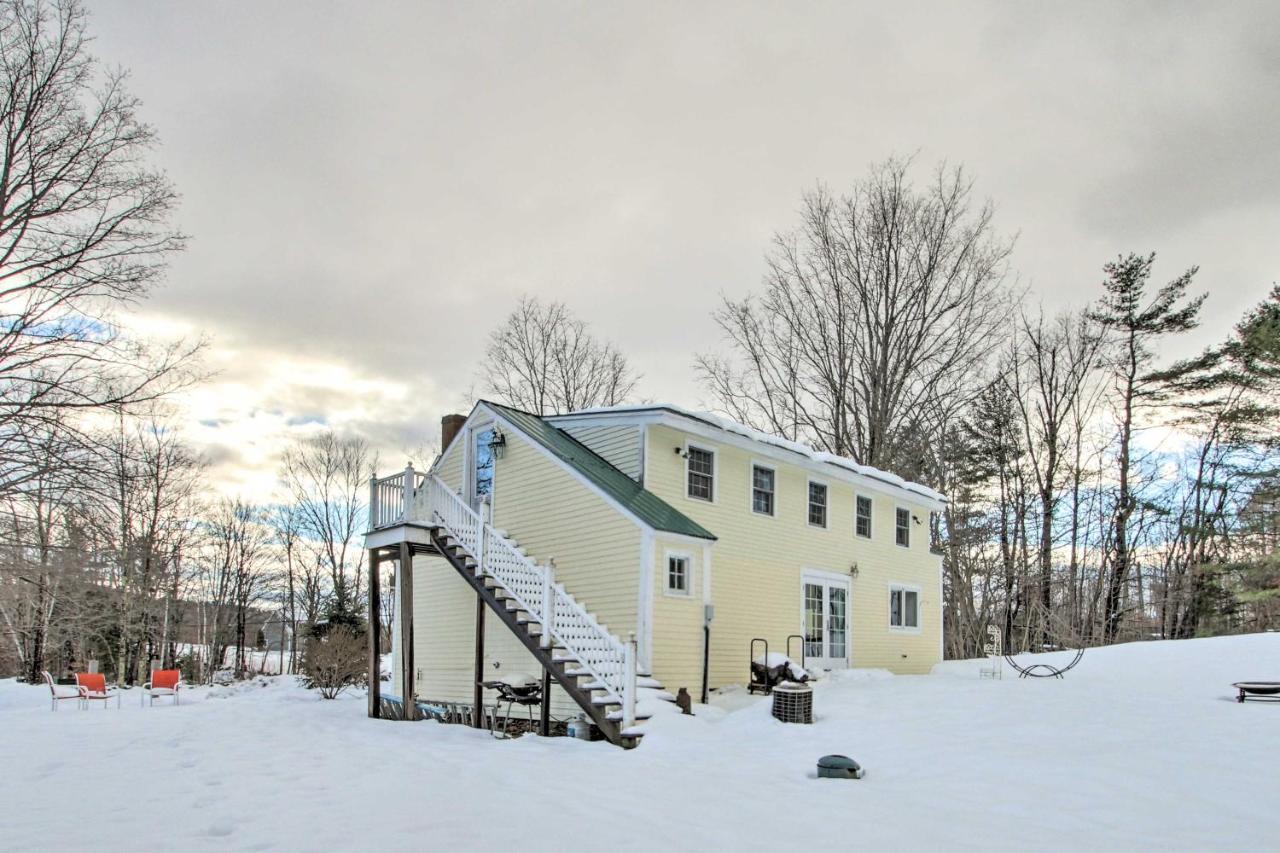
left=300, top=625, right=366, bottom=699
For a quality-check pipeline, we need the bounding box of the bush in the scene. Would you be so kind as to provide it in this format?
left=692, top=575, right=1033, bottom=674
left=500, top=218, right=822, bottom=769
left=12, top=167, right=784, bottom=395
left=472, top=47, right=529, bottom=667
left=300, top=625, right=366, bottom=699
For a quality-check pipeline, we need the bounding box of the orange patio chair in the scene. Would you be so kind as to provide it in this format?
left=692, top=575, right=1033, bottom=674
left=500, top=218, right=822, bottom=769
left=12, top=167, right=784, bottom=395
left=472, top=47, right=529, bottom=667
left=43, top=671, right=81, bottom=711
left=75, top=672, right=119, bottom=709
left=142, top=669, right=182, bottom=706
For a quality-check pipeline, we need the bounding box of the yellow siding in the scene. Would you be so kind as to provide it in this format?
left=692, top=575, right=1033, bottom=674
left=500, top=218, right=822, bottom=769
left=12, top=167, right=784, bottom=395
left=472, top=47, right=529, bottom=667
left=648, top=536, right=708, bottom=696
left=488, top=427, right=642, bottom=641
left=410, top=415, right=642, bottom=715
left=435, top=435, right=464, bottom=491
left=645, top=424, right=942, bottom=682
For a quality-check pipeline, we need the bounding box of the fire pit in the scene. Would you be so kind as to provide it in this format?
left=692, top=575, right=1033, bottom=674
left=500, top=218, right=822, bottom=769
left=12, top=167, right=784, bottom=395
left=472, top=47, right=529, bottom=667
left=1232, top=682, right=1280, bottom=703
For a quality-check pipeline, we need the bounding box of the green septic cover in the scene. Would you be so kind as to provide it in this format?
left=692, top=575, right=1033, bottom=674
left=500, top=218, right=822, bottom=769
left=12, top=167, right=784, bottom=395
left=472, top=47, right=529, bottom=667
left=482, top=400, right=716, bottom=541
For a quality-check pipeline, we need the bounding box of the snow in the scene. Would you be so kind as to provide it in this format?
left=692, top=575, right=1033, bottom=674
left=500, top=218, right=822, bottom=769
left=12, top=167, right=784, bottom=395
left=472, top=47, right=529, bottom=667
left=753, top=652, right=809, bottom=680
left=4, top=633, right=1279, bottom=851
left=554, top=403, right=947, bottom=504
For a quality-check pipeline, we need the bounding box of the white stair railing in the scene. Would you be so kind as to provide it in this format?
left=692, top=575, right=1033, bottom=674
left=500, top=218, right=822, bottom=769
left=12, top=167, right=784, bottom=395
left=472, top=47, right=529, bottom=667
left=426, top=474, right=635, bottom=724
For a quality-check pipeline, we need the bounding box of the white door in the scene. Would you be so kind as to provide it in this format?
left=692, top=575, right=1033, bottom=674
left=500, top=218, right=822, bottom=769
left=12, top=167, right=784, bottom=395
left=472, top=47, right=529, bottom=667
left=467, top=424, right=495, bottom=513
left=802, top=573, right=850, bottom=670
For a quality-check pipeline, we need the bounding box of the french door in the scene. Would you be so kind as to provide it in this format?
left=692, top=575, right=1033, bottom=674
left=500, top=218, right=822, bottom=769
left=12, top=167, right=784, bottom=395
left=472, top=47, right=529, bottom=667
left=802, top=572, right=850, bottom=670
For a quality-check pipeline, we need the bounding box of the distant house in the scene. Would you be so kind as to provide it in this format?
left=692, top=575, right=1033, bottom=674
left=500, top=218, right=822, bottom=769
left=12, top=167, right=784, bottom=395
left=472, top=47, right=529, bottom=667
left=365, top=400, right=944, bottom=746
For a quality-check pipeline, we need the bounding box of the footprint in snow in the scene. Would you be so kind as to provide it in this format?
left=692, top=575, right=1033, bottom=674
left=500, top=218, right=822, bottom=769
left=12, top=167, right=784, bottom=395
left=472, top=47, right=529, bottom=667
left=204, top=822, right=234, bottom=838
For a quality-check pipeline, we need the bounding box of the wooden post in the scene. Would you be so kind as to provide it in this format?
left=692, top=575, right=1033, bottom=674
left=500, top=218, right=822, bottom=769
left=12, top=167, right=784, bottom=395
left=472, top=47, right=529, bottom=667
left=397, top=541, right=417, bottom=721
left=472, top=593, right=485, bottom=729
left=367, top=549, right=381, bottom=719
left=539, top=668, right=551, bottom=736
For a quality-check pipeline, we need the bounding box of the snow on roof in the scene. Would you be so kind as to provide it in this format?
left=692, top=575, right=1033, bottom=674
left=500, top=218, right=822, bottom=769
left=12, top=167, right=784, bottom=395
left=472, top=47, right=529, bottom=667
left=553, top=404, right=946, bottom=504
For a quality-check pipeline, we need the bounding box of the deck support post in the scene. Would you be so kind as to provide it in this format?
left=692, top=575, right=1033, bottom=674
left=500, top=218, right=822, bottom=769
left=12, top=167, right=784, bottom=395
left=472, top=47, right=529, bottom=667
left=472, top=593, right=485, bottom=729
left=539, top=668, right=551, bottom=736
left=397, top=541, right=417, bottom=721
left=367, top=548, right=381, bottom=719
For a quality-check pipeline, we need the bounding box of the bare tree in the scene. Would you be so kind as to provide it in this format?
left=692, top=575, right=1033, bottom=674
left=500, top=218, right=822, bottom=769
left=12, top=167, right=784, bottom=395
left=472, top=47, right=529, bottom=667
left=480, top=296, right=638, bottom=415
left=86, top=412, right=201, bottom=683
left=0, top=0, right=199, bottom=500
left=697, top=157, right=1013, bottom=478
left=1006, top=310, right=1103, bottom=646
left=278, top=431, right=371, bottom=620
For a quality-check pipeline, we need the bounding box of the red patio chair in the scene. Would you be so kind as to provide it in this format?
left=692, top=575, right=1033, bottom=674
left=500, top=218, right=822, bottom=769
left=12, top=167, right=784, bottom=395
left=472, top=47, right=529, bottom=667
left=75, top=672, right=119, bottom=709
left=43, top=671, right=81, bottom=711
left=142, top=669, right=182, bottom=706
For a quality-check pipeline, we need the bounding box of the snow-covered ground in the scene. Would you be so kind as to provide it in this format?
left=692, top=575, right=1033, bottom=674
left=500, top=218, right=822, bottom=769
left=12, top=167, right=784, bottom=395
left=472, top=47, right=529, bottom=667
left=3, top=633, right=1277, bottom=852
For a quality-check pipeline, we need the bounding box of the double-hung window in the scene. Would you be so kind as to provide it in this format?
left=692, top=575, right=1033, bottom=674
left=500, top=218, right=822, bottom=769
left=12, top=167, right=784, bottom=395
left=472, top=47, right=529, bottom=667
left=856, top=495, right=872, bottom=538
left=686, top=446, right=714, bottom=501
left=890, top=585, right=920, bottom=629
left=751, top=464, right=775, bottom=516
left=895, top=507, right=911, bottom=547
left=666, top=555, right=690, bottom=596
left=808, top=482, right=827, bottom=527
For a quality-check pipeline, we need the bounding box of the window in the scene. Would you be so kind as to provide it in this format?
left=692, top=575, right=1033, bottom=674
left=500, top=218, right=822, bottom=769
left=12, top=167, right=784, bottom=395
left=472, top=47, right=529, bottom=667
left=896, top=507, right=911, bottom=547
left=666, top=555, right=690, bottom=596
left=751, top=464, right=775, bottom=516
left=686, top=446, right=714, bottom=501
left=808, top=481, right=827, bottom=527
left=890, top=585, right=920, bottom=629
left=856, top=495, right=872, bottom=538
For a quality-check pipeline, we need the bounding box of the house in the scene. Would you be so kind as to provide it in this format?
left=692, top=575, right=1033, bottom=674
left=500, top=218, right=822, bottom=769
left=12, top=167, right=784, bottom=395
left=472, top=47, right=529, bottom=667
left=363, top=400, right=945, bottom=747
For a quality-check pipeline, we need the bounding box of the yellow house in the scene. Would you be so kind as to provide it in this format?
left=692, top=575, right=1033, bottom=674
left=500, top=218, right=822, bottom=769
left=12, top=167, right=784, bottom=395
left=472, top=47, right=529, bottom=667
left=364, top=400, right=945, bottom=747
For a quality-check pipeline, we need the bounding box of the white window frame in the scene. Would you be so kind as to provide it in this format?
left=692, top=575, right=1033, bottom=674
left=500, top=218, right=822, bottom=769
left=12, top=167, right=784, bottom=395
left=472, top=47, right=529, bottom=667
left=888, top=583, right=921, bottom=632
left=807, top=479, right=828, bottom=529
left=855, top=494, right=873, bottom=539
left=895, top=506, right=911, bottom=548
left=684, top=442, right=716, bottom=503
left=664, top=550, right=693, bottom=598
left=750, top=460, right=776, bottom=517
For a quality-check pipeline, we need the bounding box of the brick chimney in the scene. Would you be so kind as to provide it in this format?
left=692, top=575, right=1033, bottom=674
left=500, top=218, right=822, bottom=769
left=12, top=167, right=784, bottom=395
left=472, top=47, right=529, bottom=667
left=440, top=413, right=467, bottom=453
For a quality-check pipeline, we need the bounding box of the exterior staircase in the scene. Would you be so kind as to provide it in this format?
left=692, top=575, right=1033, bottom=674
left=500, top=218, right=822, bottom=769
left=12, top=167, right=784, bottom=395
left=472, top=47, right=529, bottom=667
left=413, top=474, right=660, bottom=748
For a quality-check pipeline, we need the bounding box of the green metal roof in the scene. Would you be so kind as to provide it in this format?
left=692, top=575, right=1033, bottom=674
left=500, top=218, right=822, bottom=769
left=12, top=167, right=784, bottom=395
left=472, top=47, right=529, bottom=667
left=481, top=400, right=716, bottom=541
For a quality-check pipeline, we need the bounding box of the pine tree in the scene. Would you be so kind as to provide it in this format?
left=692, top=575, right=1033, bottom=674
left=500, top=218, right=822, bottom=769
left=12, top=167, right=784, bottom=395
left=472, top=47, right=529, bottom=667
left=1087, top=253, right=1205, bottom=643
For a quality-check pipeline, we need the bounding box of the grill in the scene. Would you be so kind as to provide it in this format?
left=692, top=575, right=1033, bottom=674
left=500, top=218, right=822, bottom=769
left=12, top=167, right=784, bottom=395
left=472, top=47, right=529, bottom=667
left=771, top=681, right=813, bottom=724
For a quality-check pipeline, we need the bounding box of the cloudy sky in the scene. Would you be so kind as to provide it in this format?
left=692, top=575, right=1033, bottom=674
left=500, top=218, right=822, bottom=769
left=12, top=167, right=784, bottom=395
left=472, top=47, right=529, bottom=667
left=87, top=2, right=1280, bottom=498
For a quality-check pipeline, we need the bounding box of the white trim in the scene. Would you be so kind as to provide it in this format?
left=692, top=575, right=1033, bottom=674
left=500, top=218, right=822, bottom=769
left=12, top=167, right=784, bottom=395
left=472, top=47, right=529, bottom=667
left=639, top=531, right=655, bottom=666
left=749, top=459, right=777, bottom=518
left=894, top=505, right=911, bottom=548
left=662, top=549, right=694, bottom=599
left=702, top=543, right=713, bottom=606
left=855, top=493, right=873, bottom=539
left=888, top=582, right=922, bottom=633
left=683, top=440, right=717, bottom=504
left=806, top=478, right=829, bottom=529
left=550, top=407, right=946, bottom=511
left=640, top=423, right=649, bottom=487
left=800, top=568, right=852, bottom=669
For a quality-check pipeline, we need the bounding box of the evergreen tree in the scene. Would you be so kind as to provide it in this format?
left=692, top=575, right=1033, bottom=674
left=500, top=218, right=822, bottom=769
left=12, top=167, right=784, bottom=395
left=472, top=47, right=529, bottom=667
left=1087, top=253, right=1205, bottom=643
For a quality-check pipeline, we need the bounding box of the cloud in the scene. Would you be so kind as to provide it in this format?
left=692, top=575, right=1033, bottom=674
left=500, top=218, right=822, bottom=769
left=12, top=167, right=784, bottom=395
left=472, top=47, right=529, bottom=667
left=83, top=1, right=1280, bottom=496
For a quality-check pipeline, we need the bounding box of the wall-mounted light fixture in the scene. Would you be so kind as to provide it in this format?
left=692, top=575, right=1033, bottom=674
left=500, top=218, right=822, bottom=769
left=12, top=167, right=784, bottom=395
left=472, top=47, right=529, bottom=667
left=849, top=562, right=860, bottom=579
left=674, top=446, right=689, bottom=459
left=489, top=429, right=507, bottom=459
left=912, top=514, right=922, bottom=525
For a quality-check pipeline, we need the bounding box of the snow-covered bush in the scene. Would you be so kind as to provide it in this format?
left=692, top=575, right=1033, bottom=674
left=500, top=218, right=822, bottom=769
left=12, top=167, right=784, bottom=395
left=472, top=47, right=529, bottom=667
left=299, top=625, right=366, bottom=699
